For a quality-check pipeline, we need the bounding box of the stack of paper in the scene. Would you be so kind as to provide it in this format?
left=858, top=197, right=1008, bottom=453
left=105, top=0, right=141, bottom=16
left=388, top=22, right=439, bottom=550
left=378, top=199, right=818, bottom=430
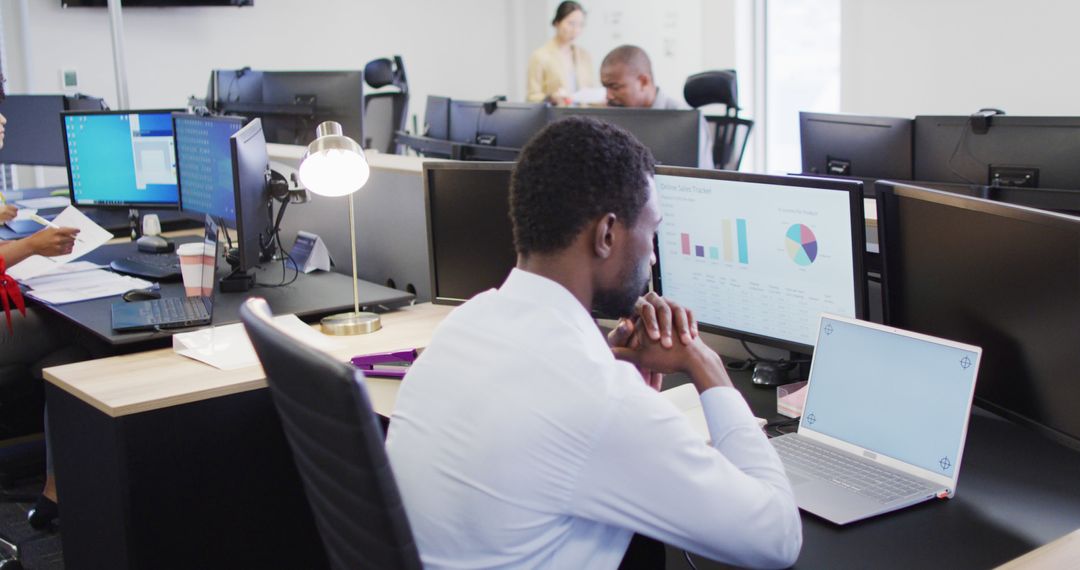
left=24, top=266, right=152, bottom=305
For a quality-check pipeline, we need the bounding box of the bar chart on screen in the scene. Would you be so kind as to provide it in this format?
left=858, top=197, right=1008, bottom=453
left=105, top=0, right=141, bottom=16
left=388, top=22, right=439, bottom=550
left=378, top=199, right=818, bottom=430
left=656, top=175, right=856, bottom=346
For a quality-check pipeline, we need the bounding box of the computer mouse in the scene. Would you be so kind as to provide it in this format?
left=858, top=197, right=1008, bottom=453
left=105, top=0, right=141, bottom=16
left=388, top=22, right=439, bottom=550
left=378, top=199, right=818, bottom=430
left=136, top=235, right=174, bottom=254
left=122, top=288, right=162, bottom=302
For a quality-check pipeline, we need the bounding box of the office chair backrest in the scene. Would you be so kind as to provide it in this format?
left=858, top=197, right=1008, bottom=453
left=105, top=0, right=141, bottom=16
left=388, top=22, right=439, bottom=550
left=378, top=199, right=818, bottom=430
left=683, top=69, right=752, bottom=170
left=363, top=56, right=409, bottom=153
left=710, top=115, right=754, bottom=171
left=683, top=69, right=739, bottom=113
left=239, top=298, right=422, bottom=570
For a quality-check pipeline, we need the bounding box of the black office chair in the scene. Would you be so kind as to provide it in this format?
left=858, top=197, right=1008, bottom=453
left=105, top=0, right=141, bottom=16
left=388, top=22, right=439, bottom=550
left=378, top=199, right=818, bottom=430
left=684, top=69, right=754, bottom=171
left=363, top=55, right=410, bottom=155
left=239, top=298, right=422, bottom=570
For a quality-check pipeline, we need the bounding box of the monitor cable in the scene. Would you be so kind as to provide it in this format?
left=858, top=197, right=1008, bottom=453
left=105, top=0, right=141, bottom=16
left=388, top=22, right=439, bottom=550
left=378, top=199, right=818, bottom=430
left=725, top=340, right=808, bottom=373
left=945, top=109, right=1004, bottom=185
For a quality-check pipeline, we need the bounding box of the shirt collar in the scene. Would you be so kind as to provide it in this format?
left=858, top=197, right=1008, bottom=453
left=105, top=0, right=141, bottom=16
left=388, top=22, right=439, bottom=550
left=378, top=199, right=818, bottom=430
left=499, top=268, right=600, bottom=338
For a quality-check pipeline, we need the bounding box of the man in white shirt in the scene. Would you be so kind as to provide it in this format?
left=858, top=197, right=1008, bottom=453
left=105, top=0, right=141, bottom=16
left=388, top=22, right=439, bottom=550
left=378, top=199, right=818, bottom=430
left=386, top=117, right=800, bottom=569
left=600, top=44, right=715, bottom=169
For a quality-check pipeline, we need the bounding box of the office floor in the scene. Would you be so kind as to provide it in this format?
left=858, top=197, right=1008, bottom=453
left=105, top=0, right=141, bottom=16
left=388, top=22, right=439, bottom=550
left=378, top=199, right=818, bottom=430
left=1, top=475, right=63, bottom=570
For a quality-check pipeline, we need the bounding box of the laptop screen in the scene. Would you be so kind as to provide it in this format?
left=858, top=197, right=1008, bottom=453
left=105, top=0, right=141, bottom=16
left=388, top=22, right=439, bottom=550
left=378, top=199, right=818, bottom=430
left=801, top=316, right=980, bottom=478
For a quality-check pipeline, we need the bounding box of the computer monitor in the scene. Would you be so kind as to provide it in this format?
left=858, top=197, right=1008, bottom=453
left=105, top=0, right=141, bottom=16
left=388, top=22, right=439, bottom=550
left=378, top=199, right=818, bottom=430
left=448, top=100, right=548, bottom=149
left=550, top=107, right=700, bottom=167
left=878, top=182, right=1080, bottom=450
left=209, top=69, right=364, bottom=145
left=799, top=111, right=913, bottom=181
left=173, top=113, right=246, bottom=224
left=424, top=161, right=516, bottom=305
left=424, top=95, right=451, bottom=139
left=0, top=95, right=68, bottom=166
left=62, top=109, right=182, bottom=208
left=652, top=166, right=866, bottom=353
left=913, top=115, right=1080, bottom=189
left=229, top=118, right=272, bottom=274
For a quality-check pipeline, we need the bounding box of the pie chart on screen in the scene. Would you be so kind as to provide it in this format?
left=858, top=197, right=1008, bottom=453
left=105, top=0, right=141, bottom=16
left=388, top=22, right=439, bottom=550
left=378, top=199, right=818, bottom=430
left=785, top=223, right=818, bottom=266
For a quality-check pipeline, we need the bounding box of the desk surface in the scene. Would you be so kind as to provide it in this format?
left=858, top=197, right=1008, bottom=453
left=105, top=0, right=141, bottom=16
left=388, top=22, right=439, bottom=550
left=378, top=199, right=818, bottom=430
left=36, top=237, right=413, bottom=346
left=44, top=302, right=452, bottom=418
left=43, top=301, right=1080, bottom=568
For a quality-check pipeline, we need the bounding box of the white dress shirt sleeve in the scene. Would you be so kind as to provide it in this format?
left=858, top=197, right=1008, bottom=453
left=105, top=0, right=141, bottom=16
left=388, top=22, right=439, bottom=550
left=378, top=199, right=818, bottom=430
left=570, top=374, right=802, bottom=569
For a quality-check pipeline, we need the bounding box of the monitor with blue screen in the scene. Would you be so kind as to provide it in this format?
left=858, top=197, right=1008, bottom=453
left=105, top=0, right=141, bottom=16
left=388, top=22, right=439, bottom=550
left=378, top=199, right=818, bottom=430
left=62, top=109, right=182, bottom=208
left=173, top=113, right=246, bottom=225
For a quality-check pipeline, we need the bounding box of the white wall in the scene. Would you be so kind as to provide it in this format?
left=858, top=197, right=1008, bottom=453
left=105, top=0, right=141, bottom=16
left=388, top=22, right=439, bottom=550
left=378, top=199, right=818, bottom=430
left=0, top=0, right=738, bottom=186
left=841, top=0, right=1080, bottom=117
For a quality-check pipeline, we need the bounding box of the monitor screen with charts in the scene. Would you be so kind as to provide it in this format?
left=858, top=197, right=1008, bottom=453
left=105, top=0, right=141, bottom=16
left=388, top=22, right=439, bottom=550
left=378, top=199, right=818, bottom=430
left=62, top=109, right=182, bottom=208
left=653, top=167, right=866, bottom=352
left=174, top=113, right=246, bottom=225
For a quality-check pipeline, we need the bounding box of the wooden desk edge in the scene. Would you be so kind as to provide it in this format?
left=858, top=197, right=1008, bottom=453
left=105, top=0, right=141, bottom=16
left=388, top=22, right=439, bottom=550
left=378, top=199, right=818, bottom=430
left=43, top=302, right=453, bottom=418
left=996, top=528, right=1080, bottom=569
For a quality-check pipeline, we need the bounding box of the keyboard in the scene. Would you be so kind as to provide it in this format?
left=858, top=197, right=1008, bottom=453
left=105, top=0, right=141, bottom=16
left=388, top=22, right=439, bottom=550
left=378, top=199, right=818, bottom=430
left=110, top=252, right=181, bottom=280
left=772, top=434, right=934, bottom=504
left=124, top=296, right=210, bottom=329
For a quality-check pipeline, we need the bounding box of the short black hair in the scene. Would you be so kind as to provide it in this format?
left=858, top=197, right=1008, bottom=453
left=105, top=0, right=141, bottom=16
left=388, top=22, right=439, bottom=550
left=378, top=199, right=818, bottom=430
left=510, top=116, right=655, bottom=256
left=553, top=1, right=584, bottom=25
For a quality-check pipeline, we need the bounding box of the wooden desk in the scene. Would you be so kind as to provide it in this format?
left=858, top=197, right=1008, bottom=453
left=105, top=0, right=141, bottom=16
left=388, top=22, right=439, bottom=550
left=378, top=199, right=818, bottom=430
left=44, top=303, right=452, bottom=570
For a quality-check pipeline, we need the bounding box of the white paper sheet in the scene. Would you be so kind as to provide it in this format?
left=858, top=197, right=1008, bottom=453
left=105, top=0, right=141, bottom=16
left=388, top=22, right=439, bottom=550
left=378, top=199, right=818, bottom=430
left=14, top=196, right=71, bottom=209
left=25, top=270, right=152, bottom=304
left=173, top=314, right=344, bottom=370
left=7, top=206, right=115, bottom=281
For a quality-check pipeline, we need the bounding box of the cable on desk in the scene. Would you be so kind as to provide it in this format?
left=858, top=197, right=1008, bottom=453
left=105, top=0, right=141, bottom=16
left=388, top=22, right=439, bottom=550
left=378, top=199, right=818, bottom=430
left=683, top=550, right=699, bottom=569
left=725, top=340, right=810, bottom=373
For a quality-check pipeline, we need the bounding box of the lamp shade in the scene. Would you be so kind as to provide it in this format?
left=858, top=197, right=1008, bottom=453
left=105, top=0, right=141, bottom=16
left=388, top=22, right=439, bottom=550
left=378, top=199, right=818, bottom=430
left=298, top=121, right=370, bottom=197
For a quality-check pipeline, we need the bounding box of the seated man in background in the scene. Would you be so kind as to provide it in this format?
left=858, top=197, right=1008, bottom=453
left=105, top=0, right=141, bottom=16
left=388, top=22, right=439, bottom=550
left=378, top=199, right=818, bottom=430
left=386, top=117, right=800, bottom=569
left=600, top=44, right=714, bottom=169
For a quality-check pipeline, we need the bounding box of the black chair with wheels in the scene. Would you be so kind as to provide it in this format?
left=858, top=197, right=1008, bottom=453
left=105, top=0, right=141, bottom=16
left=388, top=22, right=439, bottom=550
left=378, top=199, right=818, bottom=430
left=238, top=298, right=422, bottom=570
left=363, top=55, right=409, bottom=155
left=684, top=69, right=754, bottom=171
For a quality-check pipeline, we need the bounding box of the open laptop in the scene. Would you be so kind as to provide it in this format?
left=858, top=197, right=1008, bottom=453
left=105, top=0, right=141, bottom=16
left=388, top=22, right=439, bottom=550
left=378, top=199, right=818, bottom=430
left=111, top=216, right=218, bottom=332
left=770, top=314, right=982, bottom=525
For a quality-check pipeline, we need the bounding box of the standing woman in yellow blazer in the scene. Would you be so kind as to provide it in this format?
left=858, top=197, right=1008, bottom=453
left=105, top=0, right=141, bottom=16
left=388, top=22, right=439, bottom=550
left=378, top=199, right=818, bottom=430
left=527, top=1, right=596, bottom=105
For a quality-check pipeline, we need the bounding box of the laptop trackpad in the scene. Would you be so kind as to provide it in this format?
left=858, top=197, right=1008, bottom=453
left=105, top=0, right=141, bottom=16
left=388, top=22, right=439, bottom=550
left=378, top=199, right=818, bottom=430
left=791, top=479, right=882, bottom=525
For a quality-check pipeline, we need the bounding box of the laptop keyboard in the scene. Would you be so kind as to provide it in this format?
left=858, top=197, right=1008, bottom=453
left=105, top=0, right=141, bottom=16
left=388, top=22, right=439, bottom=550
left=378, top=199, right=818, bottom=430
left=139, top=296, right=210, bottom=326
left=772, top=434, right=935, bottom=504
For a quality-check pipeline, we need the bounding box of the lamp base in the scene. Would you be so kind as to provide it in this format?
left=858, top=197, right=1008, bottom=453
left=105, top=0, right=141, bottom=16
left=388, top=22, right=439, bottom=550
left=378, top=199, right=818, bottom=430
left=320, top=311, right=382, bottom=336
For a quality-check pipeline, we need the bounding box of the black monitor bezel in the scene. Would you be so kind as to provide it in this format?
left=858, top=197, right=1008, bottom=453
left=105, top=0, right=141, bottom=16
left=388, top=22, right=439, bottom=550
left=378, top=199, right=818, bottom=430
left=61, top=108, right=184, bottom=209
left=798, top=111, right=913, bottom=181
left=229, top=117, right=271, bottom=274
left=423, top=160, right=517, bottom=306
left=877, top=180, right=1080, bottom=451
left=171, top=112, right=247, bottom=224
left=651, top=166, right=867, bottom=354
left=549, top=107, right=702, bottom=168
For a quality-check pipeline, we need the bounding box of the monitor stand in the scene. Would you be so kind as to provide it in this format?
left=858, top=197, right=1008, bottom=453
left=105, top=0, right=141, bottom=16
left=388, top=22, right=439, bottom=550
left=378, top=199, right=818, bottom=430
left=220, top=269, right=255, bottom=293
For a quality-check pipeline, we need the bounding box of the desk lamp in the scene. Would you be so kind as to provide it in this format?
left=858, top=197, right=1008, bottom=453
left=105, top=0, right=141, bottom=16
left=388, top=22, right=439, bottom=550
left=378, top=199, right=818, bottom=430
left=298, top=121, right=381, bottom=335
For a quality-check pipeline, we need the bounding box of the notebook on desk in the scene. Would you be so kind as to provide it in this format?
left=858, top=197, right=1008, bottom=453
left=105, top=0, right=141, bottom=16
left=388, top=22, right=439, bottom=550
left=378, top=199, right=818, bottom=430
left=111, top=216, right=218, bottom=332
left=770, top=314, right=981, bottom=525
